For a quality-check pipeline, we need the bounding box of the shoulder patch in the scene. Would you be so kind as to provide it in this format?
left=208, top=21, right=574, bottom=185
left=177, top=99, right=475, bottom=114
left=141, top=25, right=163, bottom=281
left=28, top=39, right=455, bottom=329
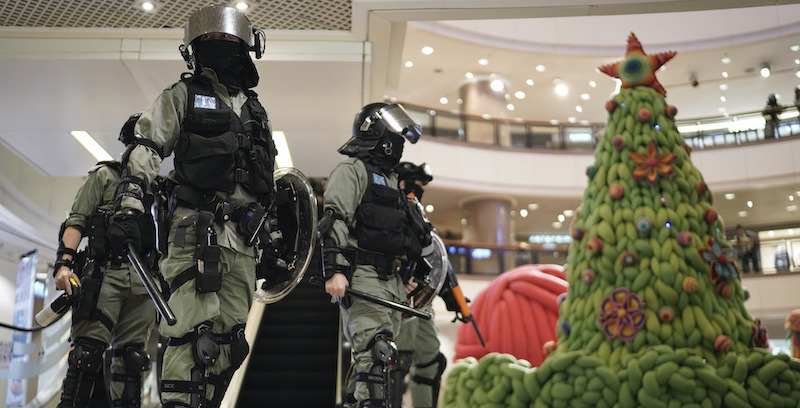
left=194, top=94, right=216, bottom=109
left=372, top=173, right=386, bottom=186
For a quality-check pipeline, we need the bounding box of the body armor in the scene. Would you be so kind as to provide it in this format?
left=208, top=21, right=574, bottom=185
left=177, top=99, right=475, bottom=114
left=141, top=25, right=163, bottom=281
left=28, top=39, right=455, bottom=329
left=354, top=163, right=415, bottom=258
left=174, top=76, right=276, bottom=202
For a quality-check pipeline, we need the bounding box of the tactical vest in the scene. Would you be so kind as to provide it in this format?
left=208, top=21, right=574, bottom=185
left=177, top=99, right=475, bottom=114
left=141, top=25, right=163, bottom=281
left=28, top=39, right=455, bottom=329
left=174, top=76, right=276, bottom=202
left=354, top=162, right=419, bottom=258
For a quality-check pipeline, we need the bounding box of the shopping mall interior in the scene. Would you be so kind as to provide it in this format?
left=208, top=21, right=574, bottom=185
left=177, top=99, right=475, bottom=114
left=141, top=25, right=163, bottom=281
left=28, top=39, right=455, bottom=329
left=1, top=0, right=800, bottom=406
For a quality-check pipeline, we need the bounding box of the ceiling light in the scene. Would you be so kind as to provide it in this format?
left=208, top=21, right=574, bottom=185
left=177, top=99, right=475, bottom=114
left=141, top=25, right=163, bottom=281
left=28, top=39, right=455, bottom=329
left=478, top=58, right=488, bottom=66
left=721, top=54, right=731, bottom=64
left=555, top=83, right=568, bottom=97
left=235, top=2, right=249, bottom=10
left=141, top=1, right=155, bottom=11
left=465, top=72, right=473, bottom=79
left=421, top=46, right=434, bottom=55
left=796, top=69, right=800, bottom=78
left=526, top=79, right=534, bottom=86
left=796, top=59, right=800, bottom=65
left=457, top=98, right=463, bottom=104
left=724, top=193, right=735, bottom=200
left=791, top=45, right=800, bottom=52
left=563, top=209, right=574, bottom=217
left=514, top=91, right=526, bottom=99
left=439, top=97, right=448, bottom=104
left=535, top=64, right=546, bottom=72
left=567, top=117, right=577, bottom=123
left=425, top=204, right=434, bottom=213
left=520, top=209, right=528, bottom=218
left=490, top=79, right=505, bottom=92
left=552, top=222, right=562, bottom=228
left=738, top=211, right=748, bottom=217
left=71, top=131, right=113, bottom=161
left=589, top=81, right=596, bottom=88
left=557, top=214, right=565, bottom=222
left=791, top=195, right=795, bottom=201
left=404, top=61, right=415, bottom=68
left=720, top=96, right=726, bottom=102
left=506, top=103, right=515, bottom=111
left=747, top=200, right=754, bottom=208
left=460, top=218, right=467, bottom=225
left=580, top=93, right=590, bottom=101
left=760, top=63, right=770, bottom=78
left=575, top=105, right=583, bottom=112
left=528, top=203, right=539, bottom=210
left=549, top=119, right=558, bottom=125
left=788, top=205, right=798, bottom=212
left=790, top=229, right=795, bottom=235
left=719, top=84, right=728, bottom=90
left=722, top=71, right=728, bottom=78
left=481, top=113, right=491, bottom=119
left=768, top=231, right=775, bottom=237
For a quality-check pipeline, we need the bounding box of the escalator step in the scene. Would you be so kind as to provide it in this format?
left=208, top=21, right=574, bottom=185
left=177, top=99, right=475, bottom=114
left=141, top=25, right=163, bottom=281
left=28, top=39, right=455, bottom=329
left=243, top=370, right=335, bottom=389
left=248, top=353, right=337, bottom=371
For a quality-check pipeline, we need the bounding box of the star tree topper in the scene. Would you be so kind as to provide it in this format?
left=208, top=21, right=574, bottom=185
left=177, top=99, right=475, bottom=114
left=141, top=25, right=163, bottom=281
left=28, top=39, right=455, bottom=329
left=599, top=32, right=676, bottom=96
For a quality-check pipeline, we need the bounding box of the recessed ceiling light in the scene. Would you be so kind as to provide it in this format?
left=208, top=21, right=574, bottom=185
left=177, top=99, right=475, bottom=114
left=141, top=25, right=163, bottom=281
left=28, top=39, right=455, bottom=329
left=549, top=119, right=558, bottom=125
left=465, top=72, right=473, bottom=79
left=719, top=84, right=728, bottom=90
left=404, top=61, right=413, bottom=68
left=720, top=96, right=726, bottom=102
left=563, top=209, right=574, bottom=217
left=738, top=211, right=748, bottom=217
left=555, top=83, right=568, bottom=97
left=425, top=204, right=434, bottom=213
left=790, top=229, right=795, bottom=235
left=526, top=79, right=534, bottom=86
left=141, top=1, right=155, bottom=11
left=768, top=231, right=775, bottom=237
left=421, top=46, right=434, bottom=55
left=721, top=55, right=731, bottom=64
left=460, top=218, right=467, bottom=225
left=575, top=105, right=583, bottom=112
left=506, top=103, right=515, bottom=111
left=235, top=2, right=249, bottom=10
left=795, top=59, right=800, bottom=65
left=589, top=81, right=596, bottom=88
left=528, top=203, right=539, bottom=210
left=514, top=91, right=526, bottom=99
left=790, top=195, right=795, bottom=201
left=791, top=45, right=800, bottom=52
left=796, top=69, right=800, bottom=78
left=478, top=58, right=488, bottom=66
left=535, top=64, right=546, bottom=72
left=557, top=214, right=565, bottom=222
left=760, top=63, right=771, bottom=78
left=747, top=200, right=754, bottom=208
left=520, top=209, right=528, bottom=218
left=481, top=113, right=491, bottom=119
left=567, top=117, right=577, bottom=123
left=722, top=71, right=728, bottom=78
left=552, top=221, right=562, bottom=228
left=787, top=205, right=798, bottom=212
left=439, top=97, right=448, bottom=104
left=490, top=79, right=505, bottom=92
left=580, top=93, right=590, bottom=100
left=724, top=193, right=735, bottom=200
left=457, top=98, right=463, bottom=104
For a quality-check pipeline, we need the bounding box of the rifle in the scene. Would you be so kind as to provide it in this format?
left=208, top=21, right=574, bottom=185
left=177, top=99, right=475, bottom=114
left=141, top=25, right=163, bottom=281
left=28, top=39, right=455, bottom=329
left=441, top=263, right=485, bottom=347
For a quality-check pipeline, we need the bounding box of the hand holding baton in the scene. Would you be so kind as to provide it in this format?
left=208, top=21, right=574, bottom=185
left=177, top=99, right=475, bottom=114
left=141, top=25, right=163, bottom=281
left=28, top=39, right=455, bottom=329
left=309, top=276, right=431, bottom=320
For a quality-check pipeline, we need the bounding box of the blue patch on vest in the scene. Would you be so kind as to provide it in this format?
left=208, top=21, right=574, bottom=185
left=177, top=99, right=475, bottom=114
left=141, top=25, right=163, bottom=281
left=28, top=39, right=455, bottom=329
left=372, top=173, right=386, bottom=186
left=194, top=95, right=216, bottom=109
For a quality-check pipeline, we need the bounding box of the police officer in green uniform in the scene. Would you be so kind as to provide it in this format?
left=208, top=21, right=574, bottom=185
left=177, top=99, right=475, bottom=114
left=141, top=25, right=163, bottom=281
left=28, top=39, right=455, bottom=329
left=393, top=162, right=447, bottom=408
left=107, top=5, right=276, bottom=408
left=319, top=102, right=423, bottom=408
left=54, top=114, right=157, bottom=408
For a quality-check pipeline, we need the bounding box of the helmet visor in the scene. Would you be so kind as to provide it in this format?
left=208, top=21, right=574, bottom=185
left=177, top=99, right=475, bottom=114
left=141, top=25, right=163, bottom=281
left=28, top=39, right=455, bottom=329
left=378, top=104, right=422, bottom=144
left=185, top=5, right=254, bottom=47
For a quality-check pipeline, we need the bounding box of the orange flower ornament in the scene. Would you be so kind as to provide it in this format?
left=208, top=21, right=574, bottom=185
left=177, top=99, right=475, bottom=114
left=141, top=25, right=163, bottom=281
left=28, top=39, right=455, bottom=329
left=629, top=140, right=676, bottom=185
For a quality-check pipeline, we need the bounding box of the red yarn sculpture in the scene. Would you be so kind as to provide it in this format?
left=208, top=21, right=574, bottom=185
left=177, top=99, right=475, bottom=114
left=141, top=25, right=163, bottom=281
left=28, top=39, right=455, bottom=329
left=454, top=264, right=567, bottom=366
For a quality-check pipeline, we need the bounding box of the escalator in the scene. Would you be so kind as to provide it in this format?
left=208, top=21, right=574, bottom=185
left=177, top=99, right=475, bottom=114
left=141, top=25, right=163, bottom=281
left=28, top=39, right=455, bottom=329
left=237, top=276, right=342, bottom=407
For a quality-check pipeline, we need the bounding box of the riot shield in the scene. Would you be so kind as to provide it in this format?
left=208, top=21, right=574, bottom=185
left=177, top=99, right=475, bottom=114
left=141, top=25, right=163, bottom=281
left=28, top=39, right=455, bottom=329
left=408, top=231, right=448, bottom=310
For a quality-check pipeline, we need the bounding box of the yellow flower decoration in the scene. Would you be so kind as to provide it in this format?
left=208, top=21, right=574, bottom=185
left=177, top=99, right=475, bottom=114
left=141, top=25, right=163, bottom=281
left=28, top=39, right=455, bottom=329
left=629, top=140, right=676, bottom=185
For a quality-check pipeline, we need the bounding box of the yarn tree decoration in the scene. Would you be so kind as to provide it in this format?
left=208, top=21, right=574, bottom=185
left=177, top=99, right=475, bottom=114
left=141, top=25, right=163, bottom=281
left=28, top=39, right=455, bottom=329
left=441, top=33, right=800, bottom=408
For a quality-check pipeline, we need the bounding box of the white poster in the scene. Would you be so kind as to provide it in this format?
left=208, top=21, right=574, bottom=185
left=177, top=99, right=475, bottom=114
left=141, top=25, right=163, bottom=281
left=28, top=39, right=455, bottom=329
left=5, top=250, right=37, bottom=407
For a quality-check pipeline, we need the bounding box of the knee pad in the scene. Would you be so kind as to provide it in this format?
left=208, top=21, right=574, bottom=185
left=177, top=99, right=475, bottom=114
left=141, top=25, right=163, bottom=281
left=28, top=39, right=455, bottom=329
left=356, top=331, right=397, bottom=406
left=206, top=324, right=250, bottom=408
left=68, top=337, right=106, bottom=372
left=116, top=343, right=150, bottom=373
left=110, top=343, right=150, bottom=408
left=368, top=331, right=397, bottom=365
left=162, top=322, right=220, bottom=407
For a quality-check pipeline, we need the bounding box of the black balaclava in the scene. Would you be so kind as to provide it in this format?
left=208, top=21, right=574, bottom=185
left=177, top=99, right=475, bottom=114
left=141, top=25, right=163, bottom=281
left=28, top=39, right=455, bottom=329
left=357, top=132, right=405, bottom=173
left=193, top=39, right=259, bottom=93
left=401, top=182, right=425, bottom=200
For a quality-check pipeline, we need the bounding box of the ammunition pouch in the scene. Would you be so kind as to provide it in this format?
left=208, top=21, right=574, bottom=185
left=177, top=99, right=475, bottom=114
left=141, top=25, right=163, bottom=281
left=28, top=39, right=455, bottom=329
left=195, top=212, right=222, bottom=293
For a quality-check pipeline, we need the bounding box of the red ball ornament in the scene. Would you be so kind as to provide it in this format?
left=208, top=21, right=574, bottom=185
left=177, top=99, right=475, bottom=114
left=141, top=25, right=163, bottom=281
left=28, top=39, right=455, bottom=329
left=714, top=335, right=731, bottom=352
left=611, top=135, right=625, bottom=149
left=637, top=108, right=652, bottom=123
left=697, top=181, right=708, bottom=195
left=716, top=280, right=732, bottom=297
left=676, top=231, right=693, bottom=247
left=605, top=99, right=618, bottom=113
left=587, top=238, right=603, bottom=254
left=609, top=183, right=624, bottom=199
left=621, top=251, right=638, bottom=267
left=658, top=307, right=674, bottom=322
left=581, top=269, right=596, bottom=284
left=571, top=228, right=585, bottom=241
left=542, top=340, right=557, bottom=357
left=665, top=105, right=678, bottom=119
left=703, top=208, right=719, bottom=223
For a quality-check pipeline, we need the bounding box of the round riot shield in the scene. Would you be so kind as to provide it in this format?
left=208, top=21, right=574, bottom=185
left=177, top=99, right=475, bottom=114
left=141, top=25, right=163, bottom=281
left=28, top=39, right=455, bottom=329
left=254, top=167, right=318, bottom=304
left=410, top=231, right=449, bottom=310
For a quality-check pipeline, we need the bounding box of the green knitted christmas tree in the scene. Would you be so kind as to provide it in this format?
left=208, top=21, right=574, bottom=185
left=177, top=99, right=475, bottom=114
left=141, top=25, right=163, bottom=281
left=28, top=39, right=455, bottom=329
left=442, top=33, right=800, bottom=408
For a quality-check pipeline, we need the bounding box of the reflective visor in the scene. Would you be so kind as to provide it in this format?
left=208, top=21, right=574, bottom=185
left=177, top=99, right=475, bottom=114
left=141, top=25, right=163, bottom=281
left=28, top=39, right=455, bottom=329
left=377, top=104, right=422, bottom=143
left=185, top=5, right=254, bottom=47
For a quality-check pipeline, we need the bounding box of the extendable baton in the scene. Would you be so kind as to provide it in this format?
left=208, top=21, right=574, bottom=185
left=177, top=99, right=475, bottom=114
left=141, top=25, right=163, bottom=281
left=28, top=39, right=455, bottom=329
left=310, top=276, right=431, bottom=320
left=126, top=242, right=177, bottom=326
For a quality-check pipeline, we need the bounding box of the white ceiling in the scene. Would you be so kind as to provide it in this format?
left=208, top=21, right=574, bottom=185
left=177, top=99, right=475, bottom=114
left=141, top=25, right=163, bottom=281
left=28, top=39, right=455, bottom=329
left=2, top=0, right=800, bottom=250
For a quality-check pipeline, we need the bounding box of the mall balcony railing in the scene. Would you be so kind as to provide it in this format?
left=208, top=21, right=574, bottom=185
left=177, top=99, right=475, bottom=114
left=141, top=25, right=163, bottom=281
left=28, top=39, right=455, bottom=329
left=399, top=102, right=800, bottom=151
left=443, top=239, right=570, bottom=275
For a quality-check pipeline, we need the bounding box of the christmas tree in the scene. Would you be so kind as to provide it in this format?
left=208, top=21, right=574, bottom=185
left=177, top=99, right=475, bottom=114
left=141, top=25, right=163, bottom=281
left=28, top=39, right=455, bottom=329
left=442, top=33, right=800, bottom=408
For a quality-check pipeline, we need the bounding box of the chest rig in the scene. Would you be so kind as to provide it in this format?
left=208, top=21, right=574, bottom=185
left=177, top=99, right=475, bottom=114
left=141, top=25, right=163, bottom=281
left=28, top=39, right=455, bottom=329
left=174, top=76, right=276, bottom=203
left=354, top=163, right=413, bottom=258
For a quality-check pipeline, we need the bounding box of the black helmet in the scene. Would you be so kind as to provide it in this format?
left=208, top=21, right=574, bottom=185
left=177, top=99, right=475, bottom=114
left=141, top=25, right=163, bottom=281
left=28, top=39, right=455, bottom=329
left=118, top=113, right=142, bottom=146
left=394, top=162, right=433, bottom=185
left=338, top=102, right=422, bottom=156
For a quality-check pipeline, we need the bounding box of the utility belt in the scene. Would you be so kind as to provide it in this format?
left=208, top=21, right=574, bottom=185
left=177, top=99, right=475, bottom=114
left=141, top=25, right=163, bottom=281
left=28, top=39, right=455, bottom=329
left=343, top=249, right=409, bottom=281
left=173, top=185, right=266, bottom=243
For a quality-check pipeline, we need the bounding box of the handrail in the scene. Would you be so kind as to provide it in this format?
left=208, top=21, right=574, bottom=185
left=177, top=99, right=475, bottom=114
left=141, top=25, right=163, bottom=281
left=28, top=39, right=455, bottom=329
left=398, top=100, right=800, bottom=152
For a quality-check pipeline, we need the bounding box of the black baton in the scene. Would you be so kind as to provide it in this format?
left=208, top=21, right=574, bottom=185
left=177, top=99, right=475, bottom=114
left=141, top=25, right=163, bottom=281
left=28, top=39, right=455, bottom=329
left=126, top=242, right=177, bottom=326
left=310, top=276, right=431, bottom=320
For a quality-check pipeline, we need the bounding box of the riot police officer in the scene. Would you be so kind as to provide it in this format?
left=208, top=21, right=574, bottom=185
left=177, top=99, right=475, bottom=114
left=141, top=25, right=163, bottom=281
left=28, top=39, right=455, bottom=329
left=393, top=162, right=447, bottom=408
left=54, top=113, right=157, bottom=408
left=319, top=102, right=423, bottom=407
left=108, top=5, right=276, bottom=407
